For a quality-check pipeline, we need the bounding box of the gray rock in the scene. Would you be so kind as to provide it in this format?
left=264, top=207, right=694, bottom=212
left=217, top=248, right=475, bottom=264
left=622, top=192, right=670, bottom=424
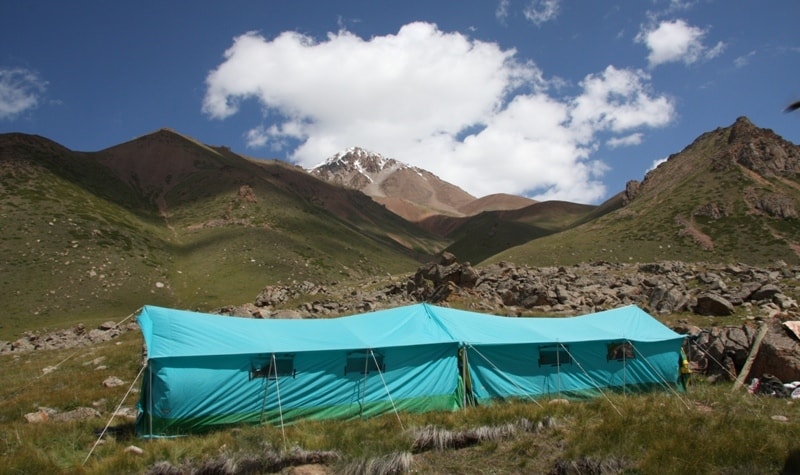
left=750, top=284, right=782, bottom=302
left=693, top=294, right=735, bottom=316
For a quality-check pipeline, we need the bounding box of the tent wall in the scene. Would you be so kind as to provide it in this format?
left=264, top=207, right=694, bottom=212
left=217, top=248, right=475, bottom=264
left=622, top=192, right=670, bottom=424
left=466, top=339, right=681, bottom=402
left=137, top=343, right=460, bottom=437
left=135, top=303, right=684, bottom=437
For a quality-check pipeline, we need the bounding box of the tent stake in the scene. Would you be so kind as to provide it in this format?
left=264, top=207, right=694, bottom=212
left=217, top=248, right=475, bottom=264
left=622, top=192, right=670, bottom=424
left=84, top=363, right=146, bottom=465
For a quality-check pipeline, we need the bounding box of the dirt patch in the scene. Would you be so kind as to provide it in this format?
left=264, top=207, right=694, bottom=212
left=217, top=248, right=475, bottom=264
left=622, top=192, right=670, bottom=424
left=675, top=215, right=714, bottom=250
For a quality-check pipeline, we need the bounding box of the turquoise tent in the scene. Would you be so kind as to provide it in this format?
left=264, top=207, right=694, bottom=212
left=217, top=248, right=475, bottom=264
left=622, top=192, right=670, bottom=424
left=432, top=305, right=685, bottom=402
left=136, top=303, right=684, bottom=437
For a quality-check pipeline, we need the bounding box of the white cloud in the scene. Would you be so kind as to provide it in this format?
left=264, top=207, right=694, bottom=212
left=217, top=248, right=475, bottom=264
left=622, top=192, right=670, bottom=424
left=649, top=157, right=669, bottom=171
left=636, top=19, right=726, bottom=67
left=0, top=67, right=46, bottom=120
left=204, top=23, right=675, bottom=204
left=734, top=50, right=756, bottom=68
left=570, top=66, right=674, bottom=141
left=607, top=133, right=643, bottom=148
left=523, top=0, right=561, bottom=26
left=496, top=0, right=510, bottom=22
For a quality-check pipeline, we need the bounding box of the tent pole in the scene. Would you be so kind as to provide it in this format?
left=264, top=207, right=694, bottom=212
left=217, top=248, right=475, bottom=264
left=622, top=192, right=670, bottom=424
left=556, top=343, right=561, bottom=397
left=623, top=340, right=628, bottom=395
left=148, top=361, right=153, bottom=438
left=732, top=322, right=768, bottom=392
left=260, top=374, right=269, bottom=424
left=370, top=349, right=405, bottom=431
left=271, top=354, right=287, bottom=449
left=460, top=346, right=467, bottom=409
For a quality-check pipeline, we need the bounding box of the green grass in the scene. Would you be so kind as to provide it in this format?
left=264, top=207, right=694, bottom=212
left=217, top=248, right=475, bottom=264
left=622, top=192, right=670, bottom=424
left=482, top=128, right=800, bottom=268
left=2, top=332, right=799, bottom=474
left=0, top=141, right=435, bottom=340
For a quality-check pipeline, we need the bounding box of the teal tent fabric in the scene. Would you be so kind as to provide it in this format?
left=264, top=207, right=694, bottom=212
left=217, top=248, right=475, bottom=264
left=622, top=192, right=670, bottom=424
left=136, top=303, right=684, bottom=437
left=431, top=305, right=685, bottom=400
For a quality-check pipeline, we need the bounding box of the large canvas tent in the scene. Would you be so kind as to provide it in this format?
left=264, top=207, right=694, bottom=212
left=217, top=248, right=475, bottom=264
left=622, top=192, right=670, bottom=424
left=136, top=303, right=684, bottom=437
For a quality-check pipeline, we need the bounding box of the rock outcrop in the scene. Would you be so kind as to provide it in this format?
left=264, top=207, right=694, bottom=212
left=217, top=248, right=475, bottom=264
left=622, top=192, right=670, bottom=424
left=7, top=254, right=800, bottom=382
left=235, top=257, right=798, bottom=321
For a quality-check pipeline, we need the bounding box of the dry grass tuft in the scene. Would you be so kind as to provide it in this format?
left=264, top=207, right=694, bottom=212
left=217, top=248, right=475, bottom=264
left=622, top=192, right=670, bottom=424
left=340, top=451, right=414, bottom=475
left=143, top=445, right=340, bottom=475
left=410, top=416, right=558, bottom=453
left=549, top=456, right=632, bottom=475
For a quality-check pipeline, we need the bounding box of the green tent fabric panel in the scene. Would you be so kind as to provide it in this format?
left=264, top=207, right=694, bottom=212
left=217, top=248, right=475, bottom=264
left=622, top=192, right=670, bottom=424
left=139, top=394, right=460, bottom=437
left=137, top=355, right=264, bottom=436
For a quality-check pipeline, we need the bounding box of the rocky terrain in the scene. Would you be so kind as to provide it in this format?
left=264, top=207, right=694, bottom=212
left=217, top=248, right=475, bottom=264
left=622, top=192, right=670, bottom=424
left=227, top=252, right=800, bottom=385
left=8, top=252, right=800, bottom=387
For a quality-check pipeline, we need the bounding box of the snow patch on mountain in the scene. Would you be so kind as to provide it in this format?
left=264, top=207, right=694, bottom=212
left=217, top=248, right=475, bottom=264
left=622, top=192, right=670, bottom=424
left=309, top=146, right=478, bottom=220
left=309, top=147, right=422, bottom=196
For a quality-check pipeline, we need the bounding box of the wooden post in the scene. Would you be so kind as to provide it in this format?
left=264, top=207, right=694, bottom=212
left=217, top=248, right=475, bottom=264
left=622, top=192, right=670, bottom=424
left=732, top=323, right=769, bottom=392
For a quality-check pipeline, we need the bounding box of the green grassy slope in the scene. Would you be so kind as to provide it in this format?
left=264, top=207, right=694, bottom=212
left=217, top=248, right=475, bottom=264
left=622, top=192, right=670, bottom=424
left=0, top=132, right=444, bottom=338
left=0, top=135, right=175, bottom=338
left=440, top=200, right=597, bottom=263
left=485, top=118, right=800, bottom=267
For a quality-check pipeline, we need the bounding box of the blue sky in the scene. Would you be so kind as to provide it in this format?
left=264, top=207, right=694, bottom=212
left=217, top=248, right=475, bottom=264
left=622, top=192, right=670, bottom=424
left=2, top=1, right=798, bottom=204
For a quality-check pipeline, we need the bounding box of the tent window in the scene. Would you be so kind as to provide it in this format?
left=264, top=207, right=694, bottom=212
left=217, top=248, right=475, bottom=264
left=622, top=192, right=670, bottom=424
left=607, top=342, right=635, bottom=361
left=538, top=345, right=571, bottom=367
left=345, top=351, right=385, bottom=375
left=249, top=354, right=295, bottom=380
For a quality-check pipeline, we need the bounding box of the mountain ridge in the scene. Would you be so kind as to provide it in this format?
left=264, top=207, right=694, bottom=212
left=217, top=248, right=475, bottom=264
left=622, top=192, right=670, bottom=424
left=310, top=146, right=537, bottom=222
left=2, top=115, right=799, bottom=335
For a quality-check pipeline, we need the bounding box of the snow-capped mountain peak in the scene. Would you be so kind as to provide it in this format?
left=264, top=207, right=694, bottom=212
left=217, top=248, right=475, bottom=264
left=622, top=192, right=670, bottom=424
left=308, top=146, right=477, bottom=221
left=312, top=147, right=405, bottom=176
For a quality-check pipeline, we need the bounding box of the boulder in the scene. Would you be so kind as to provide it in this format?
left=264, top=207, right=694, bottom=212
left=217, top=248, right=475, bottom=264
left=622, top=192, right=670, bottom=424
left=748, top=321, right=800, bottom=383
left=750, top=284, right=782, bottom=302
left=693, top=294, right=735, bottom=316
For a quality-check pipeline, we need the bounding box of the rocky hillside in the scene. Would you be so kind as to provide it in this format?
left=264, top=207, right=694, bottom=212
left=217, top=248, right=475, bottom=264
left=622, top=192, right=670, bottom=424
left=624, top=116, right=800, bottom=218
left=489, top=117, right=800, bottom=266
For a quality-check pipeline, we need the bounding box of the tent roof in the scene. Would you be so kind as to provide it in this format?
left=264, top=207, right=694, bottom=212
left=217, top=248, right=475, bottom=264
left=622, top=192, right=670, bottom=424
left=432, top=305, right=685, bottom=345
left=137, top=303, right=684, bottom=360
left=137, top=303, right=456, bottom=359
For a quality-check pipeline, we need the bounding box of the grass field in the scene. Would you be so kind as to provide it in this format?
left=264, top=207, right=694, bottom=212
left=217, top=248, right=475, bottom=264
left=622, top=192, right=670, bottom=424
left=2, top=330, right=800, bottom=474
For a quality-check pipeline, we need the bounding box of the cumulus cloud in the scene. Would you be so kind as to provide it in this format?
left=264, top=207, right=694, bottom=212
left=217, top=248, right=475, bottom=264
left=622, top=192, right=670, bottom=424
left=570, top=66, right=674, bottom=140
left=204, top=22, right=675, bottom=203
left=0, top=67, right=46, bottom=120
left=636, top=19, right=725, bottom=67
